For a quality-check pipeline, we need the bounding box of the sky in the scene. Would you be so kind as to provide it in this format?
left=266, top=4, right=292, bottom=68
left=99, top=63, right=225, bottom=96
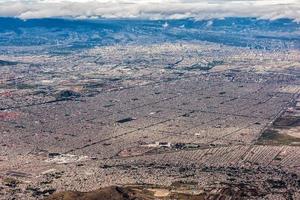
left=0, top=0, right=299, bottom=21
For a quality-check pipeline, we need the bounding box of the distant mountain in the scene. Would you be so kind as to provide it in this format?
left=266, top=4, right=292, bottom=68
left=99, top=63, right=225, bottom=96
left=0, top=17, right=299, bottom=54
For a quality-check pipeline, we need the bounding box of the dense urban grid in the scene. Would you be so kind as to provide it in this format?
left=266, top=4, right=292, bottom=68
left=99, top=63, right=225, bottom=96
left=0, top=41, right=300, bottom=199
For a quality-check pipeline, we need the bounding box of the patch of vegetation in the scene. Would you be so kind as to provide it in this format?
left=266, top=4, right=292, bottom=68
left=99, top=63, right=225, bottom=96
left=257, top=129, right=300, bottom=145
left=2, top=177, right=21, bottom=188
left=273, top=116, right=300, bottom=127
left=83, top=82, right=105, bottom=89
left=0, top=83, right=36, bottom=90
left=15, top=83, right=37, bottom=90
left=171, top=180, right=198, bottom=188
left=55, top=90, right=81, bottom=100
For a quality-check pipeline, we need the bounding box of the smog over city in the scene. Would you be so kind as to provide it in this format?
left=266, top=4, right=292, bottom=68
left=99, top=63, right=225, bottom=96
left=0, top=0, right=299, bottom=200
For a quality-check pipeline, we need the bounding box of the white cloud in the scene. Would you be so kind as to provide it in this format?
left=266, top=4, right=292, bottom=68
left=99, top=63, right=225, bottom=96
left=0, top=0, right=299, bottom=22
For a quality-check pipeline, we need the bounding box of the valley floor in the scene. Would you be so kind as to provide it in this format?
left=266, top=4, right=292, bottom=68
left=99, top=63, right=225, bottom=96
left=0, top=43, right=300, bottom=199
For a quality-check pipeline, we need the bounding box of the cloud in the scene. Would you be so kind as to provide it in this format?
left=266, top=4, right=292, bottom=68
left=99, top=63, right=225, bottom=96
left=0, top=0, right=299, bottom=22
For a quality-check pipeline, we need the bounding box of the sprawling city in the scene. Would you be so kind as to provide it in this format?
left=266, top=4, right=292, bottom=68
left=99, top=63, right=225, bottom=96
left=0, top=1, right=300, bottom=199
